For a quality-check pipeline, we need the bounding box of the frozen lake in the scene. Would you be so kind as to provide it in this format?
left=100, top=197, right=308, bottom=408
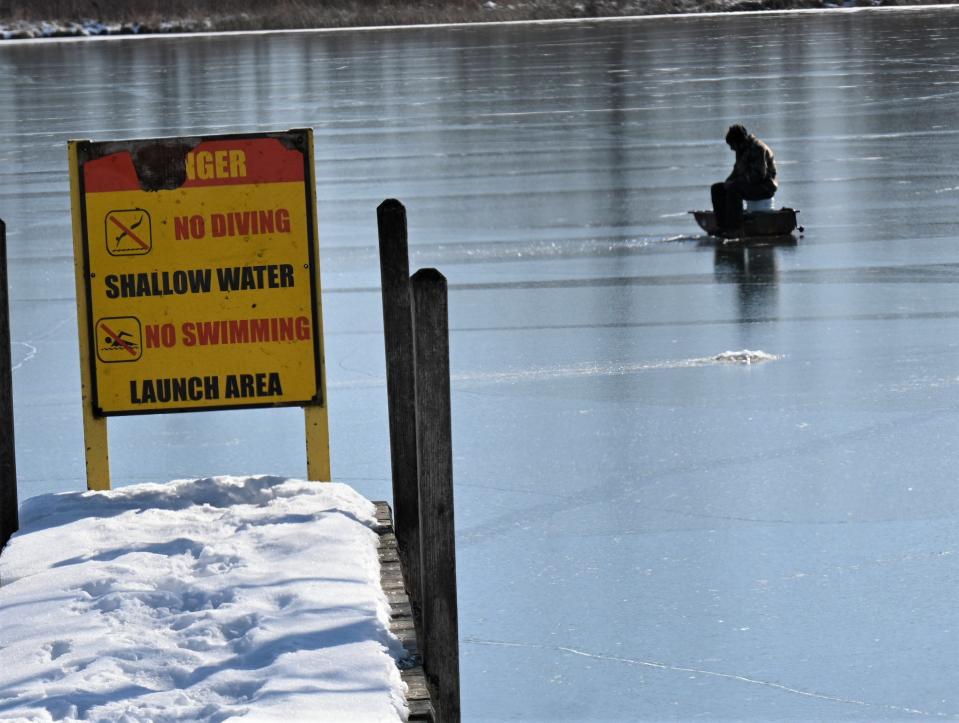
left=2, top=7, right=959, bottom=719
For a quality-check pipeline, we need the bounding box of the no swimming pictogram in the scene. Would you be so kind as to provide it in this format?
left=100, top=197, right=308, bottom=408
left=105, top=209, right=152, bottom=256
left=96, top=316, right=142, bottom=362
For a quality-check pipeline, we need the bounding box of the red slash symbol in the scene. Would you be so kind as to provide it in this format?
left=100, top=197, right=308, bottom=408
left=99, top=321, right=138, bottom=356
left=108, top=214, right=149, bottom=250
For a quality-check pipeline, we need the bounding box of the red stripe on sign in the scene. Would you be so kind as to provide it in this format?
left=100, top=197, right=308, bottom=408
left=83, top=137, right=306, bottom=193
left=183, top=139, right=305, bottom=188
left=83, top=152, right=140, bottom=193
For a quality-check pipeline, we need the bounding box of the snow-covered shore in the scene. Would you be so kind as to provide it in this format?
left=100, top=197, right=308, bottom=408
left=0, top=476, right=408, bottom=722
left=0, top=19, right=206, bottom=40
left=0, top=0, right=923, bottom=41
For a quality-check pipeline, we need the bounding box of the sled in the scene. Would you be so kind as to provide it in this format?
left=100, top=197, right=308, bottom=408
left=689, top=208, right=802, bottom=238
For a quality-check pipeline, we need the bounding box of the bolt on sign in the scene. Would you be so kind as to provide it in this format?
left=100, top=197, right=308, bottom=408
left=68, top=129, right=330, bottom=489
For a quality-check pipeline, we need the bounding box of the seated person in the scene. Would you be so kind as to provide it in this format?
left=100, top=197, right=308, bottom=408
left=711, top=124, right=778, bottom=234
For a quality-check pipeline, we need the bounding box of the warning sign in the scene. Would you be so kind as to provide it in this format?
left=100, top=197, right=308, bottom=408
left=105, top=209, right=152, bottom=255
left=96, top=316, right=142, bottom=362
left=69, top=129, right=326, bottom=416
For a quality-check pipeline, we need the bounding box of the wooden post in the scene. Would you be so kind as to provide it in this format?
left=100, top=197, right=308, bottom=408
left=304, top=128, right=331, bottom=482
left=411, top=268, right=460, bottom=723
left=377, top=199, right=422, bottom=620
left=0, top=219, right=19, bottom=551
left=68, top=141, right=110, bottom=491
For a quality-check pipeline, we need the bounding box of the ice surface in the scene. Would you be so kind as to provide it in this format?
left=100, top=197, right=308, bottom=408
left=2, top=7, right=959, bottom=719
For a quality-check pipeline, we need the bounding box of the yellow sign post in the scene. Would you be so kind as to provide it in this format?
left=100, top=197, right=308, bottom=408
left=69, top=129, right=330, bottom=490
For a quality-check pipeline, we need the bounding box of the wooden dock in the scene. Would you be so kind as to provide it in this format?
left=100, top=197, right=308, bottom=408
left=374, top=501, right=434, bottom=721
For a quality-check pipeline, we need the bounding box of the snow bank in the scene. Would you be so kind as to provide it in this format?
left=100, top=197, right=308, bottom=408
left=709, top=349, right=782, bottom=364
left=0, top=476, right=407, bottom=722
left=0, top=19, right=210, bottom=40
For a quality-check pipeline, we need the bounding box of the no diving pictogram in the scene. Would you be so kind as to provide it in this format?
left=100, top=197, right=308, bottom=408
left=96, top=317, right=143, bottom=363
left=105, top=209, right=152, bottom=256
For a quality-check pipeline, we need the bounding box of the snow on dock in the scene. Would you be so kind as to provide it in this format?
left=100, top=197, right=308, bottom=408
left=0, top=476, right=415, bottom=722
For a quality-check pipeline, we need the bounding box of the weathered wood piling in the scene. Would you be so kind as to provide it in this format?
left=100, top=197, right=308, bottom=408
left=377, top=199, right=423, bottom=624
left=411, top=268, right=460, bottom=723
left=378, top=201, right=460, bottom=722
left=0, top=218, right=18, bottom=552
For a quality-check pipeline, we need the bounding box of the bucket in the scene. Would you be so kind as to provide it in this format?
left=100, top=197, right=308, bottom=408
left=746, top=197, right=775, bottom=211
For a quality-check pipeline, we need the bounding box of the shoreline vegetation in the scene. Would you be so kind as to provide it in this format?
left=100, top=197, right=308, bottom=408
left=1, top=0, right=955, bottom=39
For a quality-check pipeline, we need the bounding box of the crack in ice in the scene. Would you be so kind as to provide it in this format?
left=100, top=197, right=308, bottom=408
left=450, top=351, right=782, bottom=385
left=465, top=638, right=953, bottom=717
left=11, top=318, right=72, bottom=372
left=11, top=342, right=36, bottom=371
left=328, top=351, right=781, bottom=390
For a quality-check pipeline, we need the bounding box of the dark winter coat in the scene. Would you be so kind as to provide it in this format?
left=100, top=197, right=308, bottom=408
left=726, top=134, right=778, bottom=195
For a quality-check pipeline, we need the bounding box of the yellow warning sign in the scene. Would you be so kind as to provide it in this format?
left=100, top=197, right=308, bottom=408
left=69, top=130, right=327, bottom=417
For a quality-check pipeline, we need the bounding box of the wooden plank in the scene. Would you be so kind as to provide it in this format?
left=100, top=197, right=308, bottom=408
left=373, top=502, right=434, bottom=722
left=410, top=269, right=461, bottom=722
left=377, top=199, right=422, bottom=619
left=0, top=218, right=18, bottom=551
